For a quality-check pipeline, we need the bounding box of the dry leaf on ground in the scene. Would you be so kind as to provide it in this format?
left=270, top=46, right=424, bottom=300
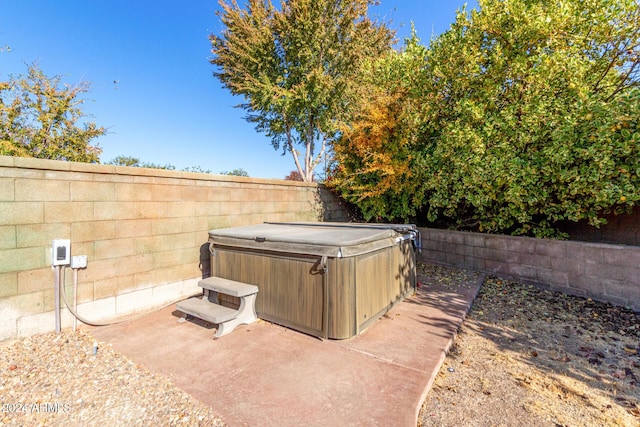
left=419, top=265, right=640, bottom=427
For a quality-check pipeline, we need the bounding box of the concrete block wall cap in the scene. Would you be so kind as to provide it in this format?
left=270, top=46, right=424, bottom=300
left=13, top=156, right=71, bottom=171
left=0, top=155, right=16, bottom=167
left=1, top=155, right=321, bottom=188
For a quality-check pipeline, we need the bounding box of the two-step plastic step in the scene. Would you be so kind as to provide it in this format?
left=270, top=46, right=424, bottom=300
left=176, top=276, right=259, bottom=338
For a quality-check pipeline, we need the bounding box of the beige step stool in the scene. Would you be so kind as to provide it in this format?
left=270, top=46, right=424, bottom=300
left=176, top=276, right=258, bottom=338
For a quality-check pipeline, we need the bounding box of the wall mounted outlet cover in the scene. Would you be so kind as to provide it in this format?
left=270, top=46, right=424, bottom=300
left=51, top=239, right=71, bottom=266
left=71, top=255, right=88, bottom=269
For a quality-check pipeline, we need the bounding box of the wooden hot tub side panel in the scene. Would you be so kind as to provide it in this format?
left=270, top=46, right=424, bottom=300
left=281, top=256, right=324, bottom=334
left=213, top=249, right=269, bottom=310
left=395, top=239, right=417, bottom=294
left=355, top=241, right=416, bottom=333
left=326, top=257, right=356, bottom=340
left=212, top=246, right=325, bottom=337
left=355, top=248, right=394, bottom=330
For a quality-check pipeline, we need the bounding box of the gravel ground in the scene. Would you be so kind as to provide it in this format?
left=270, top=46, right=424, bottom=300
left=0, top=330, right=225, bottom=426
left=418, top=265, right=640, bottom=427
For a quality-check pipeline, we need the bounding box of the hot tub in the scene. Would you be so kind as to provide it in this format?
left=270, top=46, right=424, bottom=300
left=207, top=222, right=419, bottom=339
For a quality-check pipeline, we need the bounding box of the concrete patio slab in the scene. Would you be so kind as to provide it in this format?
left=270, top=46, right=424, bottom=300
left=91, top=273, right=482, bottom=426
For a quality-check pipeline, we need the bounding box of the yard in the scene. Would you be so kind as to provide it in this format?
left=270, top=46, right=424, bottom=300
left=419, top=265, right=640, bottom=426
left=2, top=264, right=638, bottom=426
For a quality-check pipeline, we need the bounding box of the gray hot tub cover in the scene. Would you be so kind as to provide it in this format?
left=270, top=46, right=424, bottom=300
left=208, top=222, right=417, bottom=258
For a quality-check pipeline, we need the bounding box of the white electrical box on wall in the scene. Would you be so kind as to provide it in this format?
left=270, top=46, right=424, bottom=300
left=51, top=239, right=71, bottom=266
left=71, top=255, right=88, bottom=269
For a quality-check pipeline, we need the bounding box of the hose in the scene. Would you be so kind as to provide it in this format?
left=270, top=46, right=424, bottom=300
left=59, top=266, right=182, bottom=327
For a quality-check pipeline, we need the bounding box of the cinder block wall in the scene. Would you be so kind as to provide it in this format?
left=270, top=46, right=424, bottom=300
left=0, top=156, right=349, bottom=341
left=419, top=228, right=640, bottom=311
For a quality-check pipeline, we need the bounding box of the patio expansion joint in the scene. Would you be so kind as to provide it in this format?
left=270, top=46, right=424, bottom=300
left=342, top=346, right=427, bottom=375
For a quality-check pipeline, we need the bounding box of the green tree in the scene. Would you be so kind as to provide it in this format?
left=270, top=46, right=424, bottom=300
left=106, top=155, right=142, bottom=167
left=107, top=155, right=216, bottom=173
left=334, top=0, right=640, bottom=237
left=210, top=0, right=393, bottom=181
left=0, top=63, right=105, bottom=162
left=106, top=155, right=176, bottom=170
left=183, top=165, right=213, bottom=174
left=220, top=168, right=249, bottom=177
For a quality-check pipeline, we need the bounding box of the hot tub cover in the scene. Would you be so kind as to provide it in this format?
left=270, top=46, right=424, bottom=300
left=208, top=222, right=417, bottom=258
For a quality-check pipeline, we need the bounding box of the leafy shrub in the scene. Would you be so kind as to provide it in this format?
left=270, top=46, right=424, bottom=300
left=331, top=0, right=640, bottom=237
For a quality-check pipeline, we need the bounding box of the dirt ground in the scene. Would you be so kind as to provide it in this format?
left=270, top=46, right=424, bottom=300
left=418, top=265, right=640, bottom=427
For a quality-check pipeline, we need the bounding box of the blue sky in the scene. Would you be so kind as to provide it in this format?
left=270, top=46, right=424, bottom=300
left=1, top=0, right=477, bottom=179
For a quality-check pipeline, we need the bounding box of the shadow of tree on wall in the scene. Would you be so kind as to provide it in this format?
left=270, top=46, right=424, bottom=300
left=199, top=242, right=212, bottom=279
left=315, top=185, right=359, bottom=222
left=560, top=205, right=640, bottom=246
